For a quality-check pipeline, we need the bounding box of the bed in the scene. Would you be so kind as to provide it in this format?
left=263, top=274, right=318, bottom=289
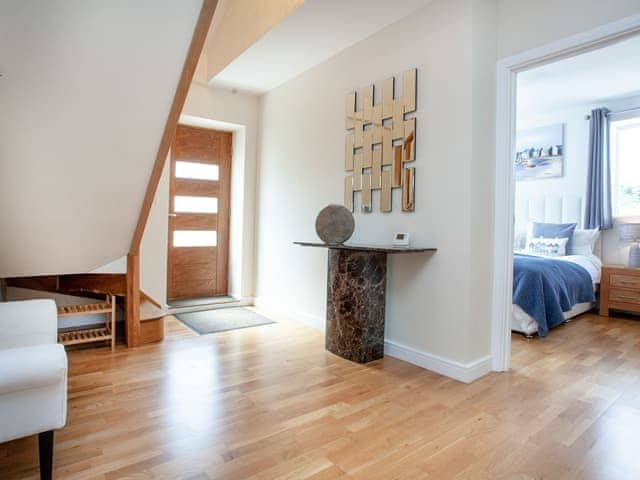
left=511, top=195, right=602, bottom=337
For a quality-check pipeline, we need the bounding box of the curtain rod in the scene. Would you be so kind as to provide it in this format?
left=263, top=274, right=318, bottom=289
left=585, top=106, right=640, bottom=120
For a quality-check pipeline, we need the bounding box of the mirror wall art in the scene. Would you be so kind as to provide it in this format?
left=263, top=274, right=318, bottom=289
left=344, top=68, right=417, bottom=213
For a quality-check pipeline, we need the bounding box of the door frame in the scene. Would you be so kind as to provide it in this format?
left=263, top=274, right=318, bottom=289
left=491, top=14, right=640, bottom=372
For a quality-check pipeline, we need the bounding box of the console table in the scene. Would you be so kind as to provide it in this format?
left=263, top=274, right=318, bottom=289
left=294, top=242, right=436, bottom=363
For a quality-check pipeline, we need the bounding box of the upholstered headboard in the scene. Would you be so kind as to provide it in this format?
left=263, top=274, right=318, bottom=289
left=515, top=195, right=583, bottom=246
left=514, top=194, right=602, bottom=258
left=515, top=195, right=582, bottom=231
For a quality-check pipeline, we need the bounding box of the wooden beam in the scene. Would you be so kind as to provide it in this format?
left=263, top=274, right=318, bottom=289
left=5, top=275, right=59, bottom=293
left=5, top=274, right=126, bottom=297
left=129, top=0, right=219, bottom=255
left=58, top=273, right=126, bottom=296
left=126, top=253, right=141, bottom=347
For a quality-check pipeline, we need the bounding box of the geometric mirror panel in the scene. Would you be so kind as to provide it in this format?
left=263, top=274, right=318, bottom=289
left=345, top=68, right=417, bottom=213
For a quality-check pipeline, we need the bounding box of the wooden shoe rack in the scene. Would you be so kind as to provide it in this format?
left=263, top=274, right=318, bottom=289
left=57, top=294, right=116, bottom=350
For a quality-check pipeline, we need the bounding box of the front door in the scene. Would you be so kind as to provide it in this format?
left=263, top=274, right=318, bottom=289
left=167, top=125, right=232, bottom=300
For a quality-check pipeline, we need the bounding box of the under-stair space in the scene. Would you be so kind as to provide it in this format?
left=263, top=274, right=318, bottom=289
left=3, top=274, right=167, bottom=347
left=57, top=295, right=116, bottom=350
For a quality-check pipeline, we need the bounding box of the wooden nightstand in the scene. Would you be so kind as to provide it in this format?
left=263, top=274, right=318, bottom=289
left=600, top=265, right=640, bottom=316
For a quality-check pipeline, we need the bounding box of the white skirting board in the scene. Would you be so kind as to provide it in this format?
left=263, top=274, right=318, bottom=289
left=253, top=297, right=493, bottom=383
left=384, top=340, right=492, bottom=384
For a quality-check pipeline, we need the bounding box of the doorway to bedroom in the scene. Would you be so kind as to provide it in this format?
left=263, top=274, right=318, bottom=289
left=505, top=32, right=640, bottom=367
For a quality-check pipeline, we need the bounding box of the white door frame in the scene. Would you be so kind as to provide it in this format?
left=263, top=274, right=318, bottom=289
left=491, top=14, right=640, bottom=372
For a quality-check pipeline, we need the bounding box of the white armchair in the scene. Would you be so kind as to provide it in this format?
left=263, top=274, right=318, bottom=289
left=0, top=299, right=67, bottom=480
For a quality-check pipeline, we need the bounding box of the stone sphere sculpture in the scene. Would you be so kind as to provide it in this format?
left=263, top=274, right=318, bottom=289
left=315, top=204, right=355, bottom=245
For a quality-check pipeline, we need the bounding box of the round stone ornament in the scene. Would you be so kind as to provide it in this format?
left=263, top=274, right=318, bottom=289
left=315, top=204, right=355, bottom=245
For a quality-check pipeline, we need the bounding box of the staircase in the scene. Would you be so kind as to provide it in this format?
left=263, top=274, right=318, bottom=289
left=0, top=0, right=221, bottom=350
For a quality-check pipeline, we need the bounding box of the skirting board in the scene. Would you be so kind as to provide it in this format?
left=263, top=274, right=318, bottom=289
left=384, top=340, right=492, bottom=384
left=253, top=297, right=493, bottom=384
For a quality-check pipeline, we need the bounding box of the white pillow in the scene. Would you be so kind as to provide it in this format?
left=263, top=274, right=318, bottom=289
left=514, top=230, right=527, bottom=250
left=525, top=236, right=569, bottom=257
left=567, top=228, right=600, bottom=256
left=514, top=222, right=534, bottom=251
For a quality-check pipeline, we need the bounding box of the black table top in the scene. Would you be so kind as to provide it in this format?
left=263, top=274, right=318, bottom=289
left=294, top=242, right=437, bottom=254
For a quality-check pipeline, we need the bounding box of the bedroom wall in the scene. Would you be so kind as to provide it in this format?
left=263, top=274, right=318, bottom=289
left=515, top=93, right=640, bottom=264
left=254, top=0, right=496, bottom=376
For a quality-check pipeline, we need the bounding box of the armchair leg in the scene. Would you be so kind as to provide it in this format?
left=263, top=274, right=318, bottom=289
left=38, top=430, right=54, bottom=480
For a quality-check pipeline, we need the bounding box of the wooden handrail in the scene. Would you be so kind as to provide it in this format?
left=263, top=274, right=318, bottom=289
left=126, top=253, right=141, bottom=347
left=126, top=0, right=219, bottom=347
left=129, top=0, right=219, bottom=255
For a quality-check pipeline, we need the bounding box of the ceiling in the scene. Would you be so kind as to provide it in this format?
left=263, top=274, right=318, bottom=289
left=518, top=35, right=640, bottom=114
left=210, top=0, right=434, bottom=94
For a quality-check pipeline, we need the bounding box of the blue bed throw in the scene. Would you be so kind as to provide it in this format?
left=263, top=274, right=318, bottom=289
left=513, top=254, right=595, bottom=336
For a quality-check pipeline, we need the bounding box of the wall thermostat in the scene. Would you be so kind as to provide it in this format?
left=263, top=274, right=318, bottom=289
left=392, top=232, right=410, bottom=247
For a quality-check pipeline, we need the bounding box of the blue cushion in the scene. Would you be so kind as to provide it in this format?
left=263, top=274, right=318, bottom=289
left=531, top=222, right=577, bottom=251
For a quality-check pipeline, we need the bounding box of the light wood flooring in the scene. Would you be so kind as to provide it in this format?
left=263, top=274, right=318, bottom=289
left=2, top=312, right=640, bottom=479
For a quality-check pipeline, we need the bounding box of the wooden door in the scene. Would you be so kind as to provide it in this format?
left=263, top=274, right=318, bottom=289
left=167, top=125, right=232, bottom=300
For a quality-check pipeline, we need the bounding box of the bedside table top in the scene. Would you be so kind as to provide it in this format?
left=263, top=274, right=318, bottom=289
left=603, top=264, right=639, bottom=270
left=603, top=265, right=640, bottom=275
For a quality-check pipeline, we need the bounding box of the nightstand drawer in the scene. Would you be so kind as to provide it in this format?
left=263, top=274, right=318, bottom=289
left=610, top=288, right=640, bottom=305
left=610, top=274, right=640, bottom=290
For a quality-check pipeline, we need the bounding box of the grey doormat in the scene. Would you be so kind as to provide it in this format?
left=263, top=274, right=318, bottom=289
left=174, top=307, right=275, bottom=335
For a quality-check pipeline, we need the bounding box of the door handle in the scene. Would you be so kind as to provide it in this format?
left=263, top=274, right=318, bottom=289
left=168, top=213, right=177, bottom=217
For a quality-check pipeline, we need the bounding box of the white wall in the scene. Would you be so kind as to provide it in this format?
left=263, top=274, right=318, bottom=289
left=497, top=0, right=640, bottom=59
left=0, top=0, right=204, bottom=277
left=516, top=94, right=640, bottom=263
left=253, top=0, right=640, bottom=380
left=140, top=160, right=170, bottom=304
left=91, top=256, right=126, bottom=274
left=515, top=108, right=589, bottom=208
left=138, top=84, right=259, bottom=305
left=255, top=0, right=496, bottom=370
left=183, top=85, right=260, bottom=300
left=469, top=0, right=498, bottom=356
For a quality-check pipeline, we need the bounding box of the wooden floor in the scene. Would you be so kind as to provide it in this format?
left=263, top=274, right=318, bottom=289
left=2, top=312, right=640, bottom=479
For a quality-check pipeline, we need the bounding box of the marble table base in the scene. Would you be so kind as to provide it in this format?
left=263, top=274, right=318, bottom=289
left=326, top=249, right=387, bottom=363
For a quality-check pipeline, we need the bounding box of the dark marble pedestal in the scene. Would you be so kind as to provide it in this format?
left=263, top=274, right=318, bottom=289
left=294, top=242, right=436, bottom=363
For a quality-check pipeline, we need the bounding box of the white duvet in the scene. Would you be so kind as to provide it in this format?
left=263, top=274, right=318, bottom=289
left=560, top=254, right=602, bottom=284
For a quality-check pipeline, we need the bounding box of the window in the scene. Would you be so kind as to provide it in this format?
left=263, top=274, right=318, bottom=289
left=611, top=116, right=640, bottom=217
left=173, top=230, right=217, bottom=247
left=174, top=196, right=218, bottom=214
left=175, top=161, right=219, bottom=181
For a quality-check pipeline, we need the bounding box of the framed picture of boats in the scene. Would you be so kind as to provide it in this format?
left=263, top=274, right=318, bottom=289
left=515, top=124, right=564, bottom=181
